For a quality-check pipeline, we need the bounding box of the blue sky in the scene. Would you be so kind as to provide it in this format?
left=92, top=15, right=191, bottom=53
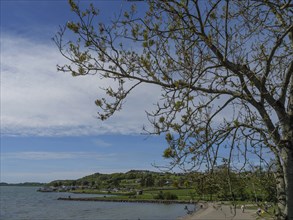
left=0, top=0, right=270, bottom=184
left=0, top=0, right=169, bottom=183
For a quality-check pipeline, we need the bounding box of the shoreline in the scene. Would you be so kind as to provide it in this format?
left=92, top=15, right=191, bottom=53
left=182, top=203, right=257, bottom=220
left=58, top=197, right=195, bottom=205
left=58, top=197, right=260, bottom=219
left=178, top=202, right=207, bottom=220
left=59, top=197, right=199, bottom=219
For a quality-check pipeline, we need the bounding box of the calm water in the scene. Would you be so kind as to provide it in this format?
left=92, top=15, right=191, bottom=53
left=0, top=186, right=195, bottom=220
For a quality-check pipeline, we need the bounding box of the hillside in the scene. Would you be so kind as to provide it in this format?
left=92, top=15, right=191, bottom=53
left=47, top=168, right=276, bottom=202
left=49, top=170, right=183, bottom=189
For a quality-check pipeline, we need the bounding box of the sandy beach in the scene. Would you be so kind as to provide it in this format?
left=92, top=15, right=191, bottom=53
left=182, top=203, right=258, bottom=220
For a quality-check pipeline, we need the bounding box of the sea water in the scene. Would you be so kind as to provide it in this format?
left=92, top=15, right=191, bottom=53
left=0, top=186, right=195, bottom=220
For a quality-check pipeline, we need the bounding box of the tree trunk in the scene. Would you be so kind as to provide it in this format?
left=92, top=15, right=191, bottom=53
left=285, top=148, right=293, bottom=220
left=276, top=146, right=293, bottom=220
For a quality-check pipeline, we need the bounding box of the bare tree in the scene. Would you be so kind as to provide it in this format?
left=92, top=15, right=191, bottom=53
left=54, top=0, right=293, bottom=218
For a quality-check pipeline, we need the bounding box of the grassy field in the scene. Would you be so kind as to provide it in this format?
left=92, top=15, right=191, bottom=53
left=71, top=187, right=275, bottom=212
left=73, top=187, right=199, bottom=201
left=67, top=187, right=276, bottom=219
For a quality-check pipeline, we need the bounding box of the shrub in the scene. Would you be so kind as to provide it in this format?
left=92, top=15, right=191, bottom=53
left=163, top=192, right=178, bottom=200
left=154, top=191, right=178, bottom=200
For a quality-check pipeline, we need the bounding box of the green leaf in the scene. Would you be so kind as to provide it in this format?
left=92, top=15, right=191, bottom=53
left=159, top=117, right=165, bottom=123
left=163, top=148, right=174, bottom=158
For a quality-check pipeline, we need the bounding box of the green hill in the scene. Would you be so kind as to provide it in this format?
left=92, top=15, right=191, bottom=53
left=47, top=169, right=276, bottom=202
left=49, top=170, right=178, bottom=189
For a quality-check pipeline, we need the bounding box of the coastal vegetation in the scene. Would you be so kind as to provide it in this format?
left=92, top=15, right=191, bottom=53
left=46, top=168, right=276, bottom=203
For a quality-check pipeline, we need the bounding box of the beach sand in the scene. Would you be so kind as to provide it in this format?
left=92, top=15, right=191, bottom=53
left=182, top=203, right=257, bottom=220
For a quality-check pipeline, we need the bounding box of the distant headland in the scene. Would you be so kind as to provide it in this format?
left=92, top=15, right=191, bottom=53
left=0, top=182, right=46, bottom=186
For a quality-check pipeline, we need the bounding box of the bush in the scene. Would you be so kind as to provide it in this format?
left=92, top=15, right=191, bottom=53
left=154, top=191, right=164, bottom=200
left=164, top=192, right=178, bottom=200
left=154, top=191, right=178, bottom=200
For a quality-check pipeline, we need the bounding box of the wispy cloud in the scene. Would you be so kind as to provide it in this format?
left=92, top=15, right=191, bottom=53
left=1, top=151, right=116, bottom=160
left=92, top=139, right=112, bottom=147
left=1, top=33, right=160, bottom=137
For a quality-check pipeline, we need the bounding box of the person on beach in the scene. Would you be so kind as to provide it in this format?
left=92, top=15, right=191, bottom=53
left=264, top=202, right=268, bottom=212
left=257, top=208, right=262, bottom=216
left=241, top=205, right=245, bottom=213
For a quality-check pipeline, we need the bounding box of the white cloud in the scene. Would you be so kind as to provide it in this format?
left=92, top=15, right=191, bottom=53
left=1, top=34, right=160, bottom=136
